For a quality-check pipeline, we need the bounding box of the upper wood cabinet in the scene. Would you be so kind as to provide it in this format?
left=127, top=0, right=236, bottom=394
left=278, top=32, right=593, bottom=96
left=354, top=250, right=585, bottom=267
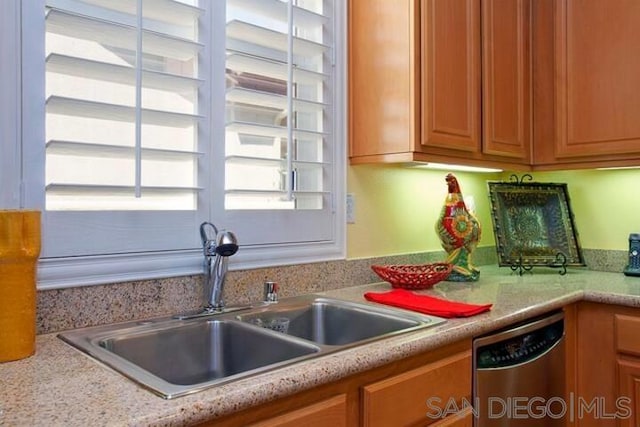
left=421, top=0, right=481, bottom=154
left=349, top=0, right=532, bottom=169
left=481, top=0, right=532, bottom=160
left=533, top=0, right=640, bottom=169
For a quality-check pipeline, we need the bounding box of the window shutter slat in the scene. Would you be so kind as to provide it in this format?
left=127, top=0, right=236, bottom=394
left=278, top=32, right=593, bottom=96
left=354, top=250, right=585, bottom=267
left=46, top=96, right=202, bottom=127
left=228, top=0, right=327, bottom=28
left=226, top=20, right=330, bottom=59
left=46, top=54, right=203, bottom=93
left=227, top=51, right=330, bottom=85
left=46, top=140, right=203, bottom=160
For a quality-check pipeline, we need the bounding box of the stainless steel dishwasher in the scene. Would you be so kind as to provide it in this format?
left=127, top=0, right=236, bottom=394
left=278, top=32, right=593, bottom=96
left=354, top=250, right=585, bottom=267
left=473, top=311, right=565, bottom=426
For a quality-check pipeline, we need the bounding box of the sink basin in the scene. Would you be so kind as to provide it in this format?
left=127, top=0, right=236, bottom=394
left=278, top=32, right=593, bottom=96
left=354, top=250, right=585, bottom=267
left=60, top=318, right=320, bottom=398
left=101, top=320, right=319, bottom=386
left=59, top=295, right=445, bottom=399
left=236, top=297, right=429, bottom=346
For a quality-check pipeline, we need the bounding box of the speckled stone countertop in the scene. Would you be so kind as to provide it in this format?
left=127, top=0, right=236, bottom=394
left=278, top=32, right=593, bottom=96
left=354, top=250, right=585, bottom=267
left=3, top=265, right=640, bottom=426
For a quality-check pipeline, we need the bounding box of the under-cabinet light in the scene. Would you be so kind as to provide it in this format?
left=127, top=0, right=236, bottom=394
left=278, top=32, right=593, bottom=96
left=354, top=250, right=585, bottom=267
left=403, top=162, right=503, bottom=173
left=596, top=166, right=640, bottom=170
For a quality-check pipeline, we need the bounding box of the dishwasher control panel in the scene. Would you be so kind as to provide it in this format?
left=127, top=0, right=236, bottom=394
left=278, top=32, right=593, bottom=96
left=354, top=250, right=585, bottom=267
left=475, top=316, right=563, bottom=369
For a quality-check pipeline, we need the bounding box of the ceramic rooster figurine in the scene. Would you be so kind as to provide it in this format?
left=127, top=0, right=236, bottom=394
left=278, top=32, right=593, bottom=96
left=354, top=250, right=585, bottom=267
left=435, top=173, right=481, bottom=281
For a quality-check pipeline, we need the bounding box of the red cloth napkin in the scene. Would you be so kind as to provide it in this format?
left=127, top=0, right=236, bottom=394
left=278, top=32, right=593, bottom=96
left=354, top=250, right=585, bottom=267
left=364, top=289, right=492, bottom=318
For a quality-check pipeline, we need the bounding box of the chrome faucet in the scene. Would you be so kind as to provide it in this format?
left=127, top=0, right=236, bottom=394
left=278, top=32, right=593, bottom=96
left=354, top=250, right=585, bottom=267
left=199, top=222, right=239, bottom=312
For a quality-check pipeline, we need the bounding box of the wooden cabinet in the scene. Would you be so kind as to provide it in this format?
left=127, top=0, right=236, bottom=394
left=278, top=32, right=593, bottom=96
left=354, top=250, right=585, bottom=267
left=616, top=357, right=640, bottom=427
left=480, top=0, right=531, bottom=161
left=420, top=0, right=480, bottom=154
left=615, top=314, right=640, bottom=427
left=200, top=340, right=471, bottom=427
left=349, top=0, right=531, bottom=169
left=352, top=0, right=640, bottom=170
left=573, top=302, right=640, bottom=427
left=247, top=395, right=347, bottom=427
left=362, top=350, right=471, bottom=426
left=534, top=0, right=640, bottom=169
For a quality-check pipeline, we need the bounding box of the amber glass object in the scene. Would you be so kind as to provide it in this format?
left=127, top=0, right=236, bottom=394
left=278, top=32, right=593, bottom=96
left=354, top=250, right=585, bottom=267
left=0, top=210, right=41, bottom=362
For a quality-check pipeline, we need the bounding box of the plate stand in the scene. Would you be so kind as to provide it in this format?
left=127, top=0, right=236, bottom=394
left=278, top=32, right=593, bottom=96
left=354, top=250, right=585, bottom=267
left=510, top=252, right=568, bottom=276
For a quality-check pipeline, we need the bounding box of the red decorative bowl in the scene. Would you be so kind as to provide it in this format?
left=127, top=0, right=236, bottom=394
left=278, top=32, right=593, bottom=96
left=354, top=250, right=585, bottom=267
left=371, top=263, right=453, bottom=290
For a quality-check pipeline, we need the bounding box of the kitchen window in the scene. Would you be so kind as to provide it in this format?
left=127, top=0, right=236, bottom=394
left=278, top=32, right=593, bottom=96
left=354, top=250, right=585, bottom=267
left=2, top=0, right=346, bottom=288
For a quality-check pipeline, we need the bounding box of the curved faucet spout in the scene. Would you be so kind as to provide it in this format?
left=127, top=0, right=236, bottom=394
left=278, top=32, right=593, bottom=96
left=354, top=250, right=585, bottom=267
left=206, top=255, right=229, bottom=311
left=200, top=222, right=238, bottom=312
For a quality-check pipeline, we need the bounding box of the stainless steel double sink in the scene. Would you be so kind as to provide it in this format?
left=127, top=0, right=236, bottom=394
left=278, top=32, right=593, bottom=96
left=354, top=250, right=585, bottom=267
left=58, top=295, right=446, bottom=399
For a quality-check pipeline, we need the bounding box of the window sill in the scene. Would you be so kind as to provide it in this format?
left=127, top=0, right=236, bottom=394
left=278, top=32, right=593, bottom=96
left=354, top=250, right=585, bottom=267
left=37, top=241, right=345, bottom=290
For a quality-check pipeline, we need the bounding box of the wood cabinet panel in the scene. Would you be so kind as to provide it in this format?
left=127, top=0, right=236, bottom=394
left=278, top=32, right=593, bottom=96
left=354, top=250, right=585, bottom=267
left=349, top=0, right=419, bottom=159
left=481, top=0, right=531, bottom=160
left=573, top=302, right=640, bottom=427
left=362, top=350, right=471, bottom=427
left=421, top=0, right=480, bottom=153
left=617, top=356, right=640, bottom=427
left=430, top=407, right=473, bottom=427
left=350, top=0, right=531, bottom=169
left=554, top=0, right=640, bottom=158
left=352, top=0, right=640, bottom=169
left=615, top=314, right=640, bottom=357
left=575, top=302, right=617, bottom=427
left=248, top=394, right=347, bottom=427
left=204, top=340, right=471, bottom=427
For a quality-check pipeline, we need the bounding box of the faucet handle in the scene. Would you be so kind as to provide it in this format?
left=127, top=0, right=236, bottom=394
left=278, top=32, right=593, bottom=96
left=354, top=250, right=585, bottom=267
left=263, top=281, right=279, bottom=303
left=203, top=240, right=217, bottom=257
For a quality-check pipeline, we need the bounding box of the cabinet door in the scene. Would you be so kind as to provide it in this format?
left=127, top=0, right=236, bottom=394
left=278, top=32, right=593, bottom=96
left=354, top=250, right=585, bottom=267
left=430, top=407, right=473, bottom=427
left=362, top=350, right=471, bottom=427
left=349, top=0, right=419, bottom=159
left=554, top=0, right=640, bottom=158
left=617, top=357, right=640, bottom=427
left=421, top=0, right=481, bottom=153
left=248, top=394, right=347, bottom=427
left=481, top=0, right=531, bottom=161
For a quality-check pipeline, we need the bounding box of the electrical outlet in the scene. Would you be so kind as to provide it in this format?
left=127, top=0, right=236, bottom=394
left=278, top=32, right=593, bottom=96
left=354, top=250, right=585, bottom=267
left=346, top=193, right=355, bottom=224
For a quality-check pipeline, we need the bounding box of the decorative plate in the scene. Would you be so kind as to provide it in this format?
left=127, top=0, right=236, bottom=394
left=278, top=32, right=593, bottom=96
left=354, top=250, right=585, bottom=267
left=487, top=180, right=585, bottom=267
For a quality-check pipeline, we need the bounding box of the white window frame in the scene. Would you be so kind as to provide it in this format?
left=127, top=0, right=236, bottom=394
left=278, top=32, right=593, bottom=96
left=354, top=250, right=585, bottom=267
left=1, top=1, right=22, bottom=210
left=1, top=0, right=346, bottom=289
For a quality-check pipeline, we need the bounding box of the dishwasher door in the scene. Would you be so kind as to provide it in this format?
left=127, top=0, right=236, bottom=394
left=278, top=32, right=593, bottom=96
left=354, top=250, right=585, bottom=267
left=473, top=311, right=565, bottom=427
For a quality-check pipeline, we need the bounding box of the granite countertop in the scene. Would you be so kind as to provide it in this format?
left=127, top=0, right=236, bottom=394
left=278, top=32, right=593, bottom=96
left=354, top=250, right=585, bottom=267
left=3, top=265, right=640, bottom=426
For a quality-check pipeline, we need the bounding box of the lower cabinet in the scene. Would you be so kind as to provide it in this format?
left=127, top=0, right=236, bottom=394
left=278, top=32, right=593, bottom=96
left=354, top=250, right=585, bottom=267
left=615, top=313, right=640, bottom=427
left=201, top=301, right=640, bottom=426
left=430, top=408, right=473, bottom=427
left=248, top=394, right=348, bottom=427
left=201, top=340, right=471, bottom=427
left=362, top=350, right=471, bottom=426
left=574, top=302, right=640, bottom=427
left=616, top=357, right=640, bottom=427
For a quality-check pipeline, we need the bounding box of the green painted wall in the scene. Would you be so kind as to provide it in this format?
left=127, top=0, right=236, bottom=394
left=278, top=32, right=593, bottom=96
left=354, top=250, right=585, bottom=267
left=524, top=170, right=640, bottom=251
left=346, top=165, right=640, bottom=258
left=346, top=164, right=501, bottom=258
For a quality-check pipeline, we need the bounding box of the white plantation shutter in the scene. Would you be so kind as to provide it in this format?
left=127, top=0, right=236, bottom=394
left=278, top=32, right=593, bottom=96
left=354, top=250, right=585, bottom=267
left=14, top=0, right=345, bottom=286
left=221, top=0, right=340, bottom=248
left=45, top=0, right=203, bottom=210
left=38, top=0, right=208, bottom=259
